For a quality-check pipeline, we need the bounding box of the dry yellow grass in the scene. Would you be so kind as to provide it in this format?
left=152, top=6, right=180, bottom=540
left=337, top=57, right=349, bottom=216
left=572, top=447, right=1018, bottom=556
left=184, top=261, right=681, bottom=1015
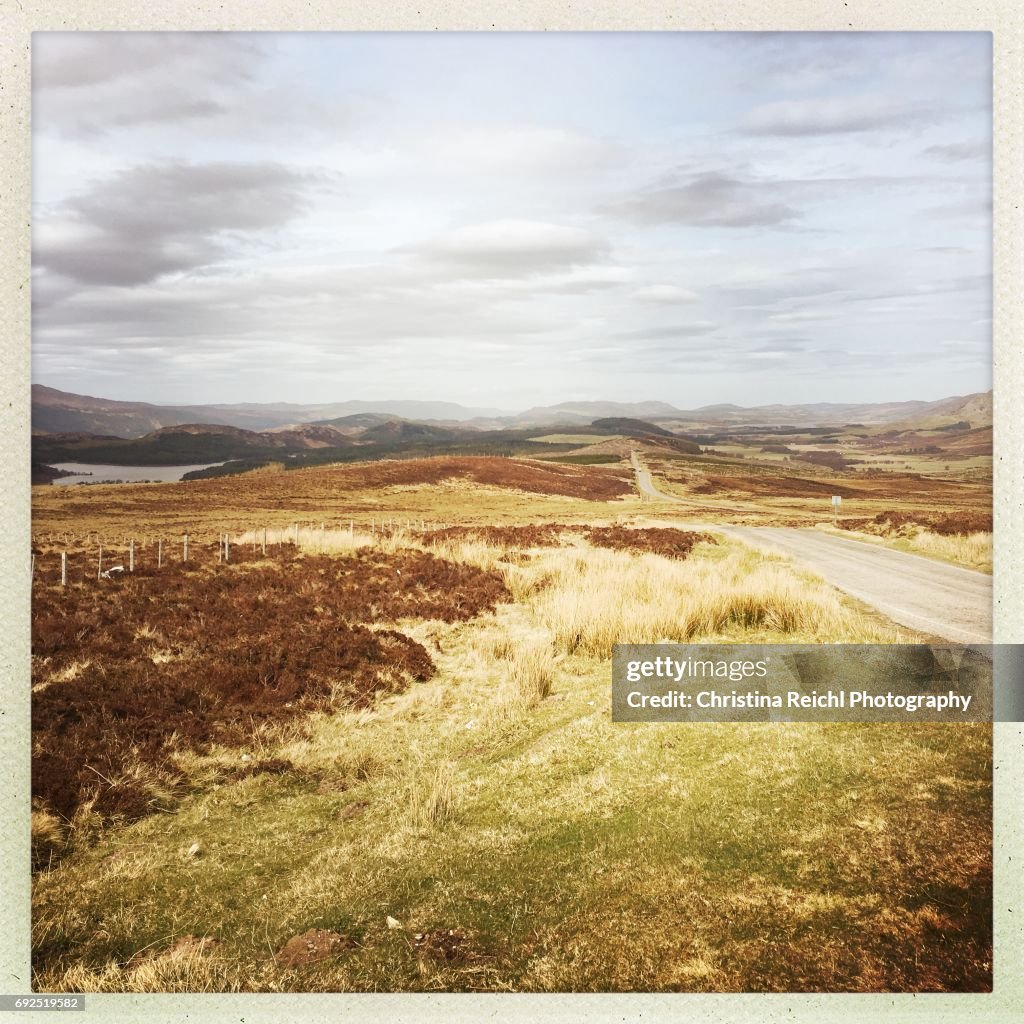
left=501, top=634, right=559, bottom=707
left=897, top=530, right=991, bottom=572
left=524, top=543, right=903, bottom=657
left=814, top=524, right=992, bottom=573
left=409, top=760, right=457, bottom=828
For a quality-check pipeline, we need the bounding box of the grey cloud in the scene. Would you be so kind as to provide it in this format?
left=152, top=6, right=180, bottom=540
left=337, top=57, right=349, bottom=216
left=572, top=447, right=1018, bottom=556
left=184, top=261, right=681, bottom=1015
left=614, top=323, right=717, bottom=341
left=605, top=172, right=797, bottom=228
left=741, top=96, right=935, bottom=137
left=33, top=34, right=266, bottom=135
left=35, top=162, right=323, bottom=286
left=924, top=141, right=990, bottom=162
left=32, top=257, right=567, bottom=360
left=34, top=33, right=264, bottom=91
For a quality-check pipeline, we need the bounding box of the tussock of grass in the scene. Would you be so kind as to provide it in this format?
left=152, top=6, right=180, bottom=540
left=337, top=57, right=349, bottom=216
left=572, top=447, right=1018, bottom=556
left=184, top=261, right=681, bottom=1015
left=530, top=543, right=901, bottom=657
left=409, top=760, right=456, bottom=828
left=502, top=635, right=558, bottom=707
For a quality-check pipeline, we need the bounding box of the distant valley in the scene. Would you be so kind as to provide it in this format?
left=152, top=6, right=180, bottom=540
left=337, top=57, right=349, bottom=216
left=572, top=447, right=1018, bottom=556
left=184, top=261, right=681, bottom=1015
left=30, top=385, right=993, bottom=484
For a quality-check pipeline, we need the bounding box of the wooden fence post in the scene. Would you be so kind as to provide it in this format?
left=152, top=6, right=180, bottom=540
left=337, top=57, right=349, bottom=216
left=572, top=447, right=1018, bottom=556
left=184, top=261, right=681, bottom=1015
left=129, top=539, right=135, bottom=573
left=183, top=534, right=189, bottom=562
left=98, top=544, right=103, bottom=580
left=225, top=535, right=230, bottom=562
left=158, top=538, right=163, bottom=568
left=262, top=528, right=267, bottom=555
left=61, top=551, right=67, bottom=587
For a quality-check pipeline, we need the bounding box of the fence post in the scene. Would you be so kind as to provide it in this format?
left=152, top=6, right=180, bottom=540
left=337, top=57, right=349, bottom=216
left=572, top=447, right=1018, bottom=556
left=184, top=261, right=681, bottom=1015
left=183, top=534, right=189, bottom=562
left=98, top=544, right=103, bottom=580
left=225, top=535, right=230, bottom=562
left=61, top=551, right=67, bottom=587
left=129, top=539, right=135, bottom=573
left=262, top=528, right=267, bottom=556
left=158, top=538, right=163, bottom=568
left=349, top=519, right=354, bottom=537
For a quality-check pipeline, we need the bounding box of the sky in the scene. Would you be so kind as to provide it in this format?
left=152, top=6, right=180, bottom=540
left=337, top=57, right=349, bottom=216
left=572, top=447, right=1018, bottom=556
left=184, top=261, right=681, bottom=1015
left=31, top=32, right=992, bottom=410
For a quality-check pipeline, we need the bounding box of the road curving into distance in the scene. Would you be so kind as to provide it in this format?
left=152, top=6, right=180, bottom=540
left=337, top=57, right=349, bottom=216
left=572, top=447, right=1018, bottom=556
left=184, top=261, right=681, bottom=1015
left=630, top=451, right=992, bottom=644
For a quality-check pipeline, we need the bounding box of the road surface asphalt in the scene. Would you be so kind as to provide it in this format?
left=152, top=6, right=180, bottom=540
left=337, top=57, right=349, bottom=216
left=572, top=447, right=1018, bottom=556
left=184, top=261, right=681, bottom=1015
left=629, top=451, right=992, bottom=644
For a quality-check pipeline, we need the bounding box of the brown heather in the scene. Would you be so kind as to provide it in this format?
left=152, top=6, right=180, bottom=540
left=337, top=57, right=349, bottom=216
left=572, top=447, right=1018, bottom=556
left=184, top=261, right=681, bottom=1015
left=32, top=544, right=508, bottom=825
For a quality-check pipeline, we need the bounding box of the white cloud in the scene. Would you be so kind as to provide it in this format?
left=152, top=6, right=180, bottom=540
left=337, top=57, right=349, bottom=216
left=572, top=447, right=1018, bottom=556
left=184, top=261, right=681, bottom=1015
left=631, top=284, right=698, bottom=304
left=413, top=219, right=609, bottom=276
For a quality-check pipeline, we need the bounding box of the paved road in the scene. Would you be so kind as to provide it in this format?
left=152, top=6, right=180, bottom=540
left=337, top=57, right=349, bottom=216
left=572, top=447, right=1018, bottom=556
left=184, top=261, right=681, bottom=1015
left=631, top=450, right=663, bottom=500
left=630, top=451, right=992, bottom=643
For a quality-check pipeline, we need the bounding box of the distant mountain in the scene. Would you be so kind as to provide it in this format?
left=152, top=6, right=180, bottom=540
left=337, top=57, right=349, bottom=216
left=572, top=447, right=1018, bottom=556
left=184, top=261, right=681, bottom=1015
left=31, top=385, right=235, bottom=437
left=310, top=413, right=403, bottom=434
left=32, top=422, right=358, bottom=467
left=302, top=399, right=506, bottom=422
left=32, top=386, right=507, bottom=438
left=661, top=392, right=993, bottom=429
left=513, top=400, right=685, bottom=426
left=32, top=385, right=992, bottom=443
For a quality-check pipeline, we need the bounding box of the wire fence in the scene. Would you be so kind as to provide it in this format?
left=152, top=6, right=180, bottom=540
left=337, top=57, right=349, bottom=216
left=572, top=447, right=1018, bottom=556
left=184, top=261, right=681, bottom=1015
left=29, top=518, right=460, bottom=589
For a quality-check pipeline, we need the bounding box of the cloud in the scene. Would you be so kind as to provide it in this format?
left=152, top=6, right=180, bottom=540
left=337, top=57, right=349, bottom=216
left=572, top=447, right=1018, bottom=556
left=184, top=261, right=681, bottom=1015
left=413, top=219, right=609, bottom=276
left=605, top=171, right=797, bottom=228
left=35, top=162, right=323, bottom=286
left=426, top=124, right=619, bottom=176
left=29, top=33, right=992, bottom=407
left=741, top=95, right=934, bottom=137
left=33, top=33, right=267, bottom=135
left=614, top=323, right=717, bottom=341
left=631, top=284, right=698, bottom=304
left=923, top=141, right=990, bottom=162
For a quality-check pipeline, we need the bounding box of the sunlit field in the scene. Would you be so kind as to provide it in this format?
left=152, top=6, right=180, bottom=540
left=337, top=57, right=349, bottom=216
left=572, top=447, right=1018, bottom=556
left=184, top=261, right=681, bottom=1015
left=30, top=456, right=992, bottom=992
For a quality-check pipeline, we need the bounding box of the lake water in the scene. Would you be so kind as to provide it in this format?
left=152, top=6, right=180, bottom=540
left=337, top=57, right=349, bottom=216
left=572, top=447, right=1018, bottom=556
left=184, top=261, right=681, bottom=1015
left=51, top=462, right=226, bottom=485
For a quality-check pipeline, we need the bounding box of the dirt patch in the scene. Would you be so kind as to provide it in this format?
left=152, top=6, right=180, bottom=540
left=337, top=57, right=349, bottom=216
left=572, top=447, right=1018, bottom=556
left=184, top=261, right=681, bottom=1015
left=276, top=929, right=354, bottom=968
left=413, top=928, right=473, bottom=963
left=338, top=799, right=370, bottom=821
